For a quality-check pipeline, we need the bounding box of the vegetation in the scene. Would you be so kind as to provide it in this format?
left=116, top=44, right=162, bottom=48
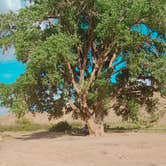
left=49, top=121, right=72, bottom=132
left=1, top=119, right=166, bottom=134
left=105, top=122, right=166, bottom=133
left=0, top=118, right=49, bottom=132
left=49, top=121, right=86, bottom=135
left=0, top=0, right=165, bottom=136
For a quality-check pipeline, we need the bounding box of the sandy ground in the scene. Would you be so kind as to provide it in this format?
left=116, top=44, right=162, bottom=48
left=0, top=132, right=166, bottom=166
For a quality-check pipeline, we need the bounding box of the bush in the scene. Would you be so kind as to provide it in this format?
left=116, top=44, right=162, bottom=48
left=49, top=121, right=72, bottom=132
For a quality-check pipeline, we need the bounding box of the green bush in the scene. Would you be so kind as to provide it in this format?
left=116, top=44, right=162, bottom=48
left=49, top=121, right=72, bottom=132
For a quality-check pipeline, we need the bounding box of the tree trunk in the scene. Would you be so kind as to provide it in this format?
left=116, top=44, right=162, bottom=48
left=79, top=94, right=105, bottom=136
left=86, top=117, right=104, bottom=136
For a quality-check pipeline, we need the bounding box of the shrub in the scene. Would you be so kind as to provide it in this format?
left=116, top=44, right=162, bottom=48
left=49, top=121, right=72, bottom=132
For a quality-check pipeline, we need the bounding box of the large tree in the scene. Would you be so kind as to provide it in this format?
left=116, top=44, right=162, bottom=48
left=0, top=0, right=165, bottom=136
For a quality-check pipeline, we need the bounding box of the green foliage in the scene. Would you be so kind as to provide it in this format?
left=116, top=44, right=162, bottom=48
left=114, top=97, right=139, bottom=122
left=128, top=98, right=139, bottom=121
left=49, top=121, right=88, bottom=135
left=28, top=33, right=78, bottom=85
left=49, top=121, right=72, bottom=132
left=151, top=56, right=166, bottom=96
left=11, top=96, right=29, bottom=118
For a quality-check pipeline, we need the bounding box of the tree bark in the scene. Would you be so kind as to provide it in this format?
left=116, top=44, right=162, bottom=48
left=86, top=117, right=104, bottom=136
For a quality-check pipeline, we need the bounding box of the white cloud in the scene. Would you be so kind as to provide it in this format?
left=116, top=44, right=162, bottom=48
left=0, top=106, right=9, bottom=115
left=0, top=46, right=16, bottom=62
left=0, top=0, right=22, bottom=13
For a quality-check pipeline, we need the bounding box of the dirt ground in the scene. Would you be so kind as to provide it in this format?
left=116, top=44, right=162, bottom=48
left=0, top=131, right=166, bottom=166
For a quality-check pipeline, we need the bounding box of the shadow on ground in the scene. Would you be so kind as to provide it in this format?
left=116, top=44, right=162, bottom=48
left=15, top=131, right=66, bottom=140
left=14, top=129, right=134, bottom=141
left=14, top=130, right=88, bottom=141
left=13, top=127, right=166, bottom=141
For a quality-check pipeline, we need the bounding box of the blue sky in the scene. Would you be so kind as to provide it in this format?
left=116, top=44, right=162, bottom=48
left=0, top=60, right=26, bottom=84
left=0, top=47, right=26, bottom=84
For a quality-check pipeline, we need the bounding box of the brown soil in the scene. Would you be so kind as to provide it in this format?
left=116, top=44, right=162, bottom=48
left=0, top=132, right=166, bottom=166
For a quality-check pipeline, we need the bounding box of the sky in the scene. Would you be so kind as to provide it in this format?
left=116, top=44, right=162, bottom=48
left=0, top=46, right=26, bottom=84
left=0, top=106, right=9, bottom=115
left=0, top=0, right=25, bottom=13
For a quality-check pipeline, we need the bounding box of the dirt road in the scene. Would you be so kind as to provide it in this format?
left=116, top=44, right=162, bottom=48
left=0, top=132, right=166, bottom=166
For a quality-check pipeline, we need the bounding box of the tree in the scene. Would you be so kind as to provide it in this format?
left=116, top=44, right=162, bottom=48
left=0, top=0, right=165, bottom=136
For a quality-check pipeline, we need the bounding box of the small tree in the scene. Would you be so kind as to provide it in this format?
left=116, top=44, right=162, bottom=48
left=0, top=0, right=165, bottom=136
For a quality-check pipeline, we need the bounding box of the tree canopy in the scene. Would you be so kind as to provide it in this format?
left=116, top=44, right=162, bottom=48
left=0, top=0, right=165, bottom=136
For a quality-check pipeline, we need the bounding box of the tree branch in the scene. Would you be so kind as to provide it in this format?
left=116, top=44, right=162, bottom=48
left=67, top=62, right=80, bottom=93
left=77, top=45, right=84, bottom=81
left=68, top=100, right=80, bottom=113
left=87, top=46, right=112, bottom=89
left=109, top=48, right=118, bottom=68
